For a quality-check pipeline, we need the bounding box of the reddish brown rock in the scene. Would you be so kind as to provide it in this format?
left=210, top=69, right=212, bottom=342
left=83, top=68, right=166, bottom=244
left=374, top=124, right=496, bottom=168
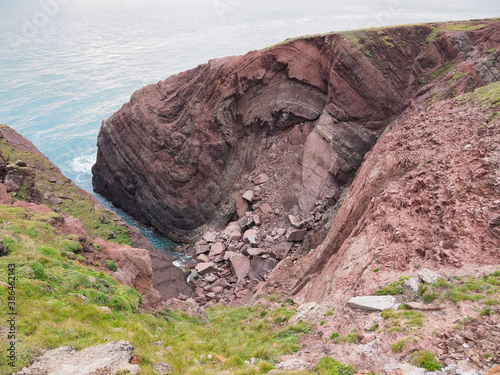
left=249, top=256, right=276, bottom=281
left=235, top=196, right=249, bottom=218
left=254, top=173, right=269, bottom=185
left=196, top=262, right=218, bottom=275
left=197, top=254, right=209, bottom=262
left=1, top=183, right=12, bottom=202
left=259, top=203, right=273, bottom=215
left=272, top=241, right=294, bottom=260
left=229, top=230, right=242, bottom=241
left=230, top=253, right=250, bottom=281
left=242, top=229, right=258, bottom=245
left=208, top=242, right=226, bottom=262
left=12, top=201, right=52, bottom=214
left=93, top=238, right=161, bottom=307
left=202, top=231, right=217, bottom=243
left=247, top=248, right=267, bottom=257
left=285, top=228, right=307, bottom=242
left=195, top=243, right=210, bottom=255
left=283, top=84, right=500, bottom=305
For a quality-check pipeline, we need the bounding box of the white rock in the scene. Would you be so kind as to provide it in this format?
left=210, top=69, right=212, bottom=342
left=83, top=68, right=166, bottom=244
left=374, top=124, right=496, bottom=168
left=417, top=268, right=441, bottom=284
left=347, top=296, right=396, bottom=311
left=242, top=190, right=254, bottom=202
left=14, top=341, right=139, bottom=375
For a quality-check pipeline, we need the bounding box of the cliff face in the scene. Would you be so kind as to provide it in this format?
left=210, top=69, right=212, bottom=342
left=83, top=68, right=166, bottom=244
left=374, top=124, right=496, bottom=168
left=93, top=21, right=500, bottom=243
left=0, top=125, right=194, bottom=305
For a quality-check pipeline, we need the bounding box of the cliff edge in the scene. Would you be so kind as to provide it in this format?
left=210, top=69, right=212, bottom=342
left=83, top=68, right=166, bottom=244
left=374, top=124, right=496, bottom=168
left=93, top=20, right=500, bottom=244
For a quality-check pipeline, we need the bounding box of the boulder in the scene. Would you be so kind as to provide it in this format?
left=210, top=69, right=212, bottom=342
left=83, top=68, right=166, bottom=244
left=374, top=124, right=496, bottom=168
left=208, top=242, right=226, bottom=262
left=288, top=126, right=303, bottom=145
left=223, top=222, right=240, bottom=235
left=97, top=306, right=113, bottom=316
left=272, top=241, right=294, bottom=260
left=197, top=254, right=209, bottom=262
left=14, top=341, right=140, bottom=375
left=195, top=262, right=218, bottom=275
left=285, top=228, right=307, bottom=242
left=230, top=253, right=250, bottom=281
left=93, top=238, right=162, bottom=307
left=223, top=251, right=235, bottom=261
left=153, top=363, right=173, bottom=375
left=247, top=248, right=266, bottom=257
left=259, top=203, right=272, bottom=214
left=243, top=229, right=258, bottom=246
left=252, top=213, right=261, bottom=226
left=195, top=243, right=210, bottom=255
left=288, top=214, right=305, bottom=229
left=4, top=180, right=19, bottom=192
left=0, top=242, right=8, bottom=257
left=404, top=277, right=421, bottom=302
left=347, top=296, right=396, bottom=311
left=202, top=231, right=217, bottom=243
left=229, top=230, right=242, bottom=241
left=249, top=256, right=276, bottom=281
left=254, top=173, right=269, bottom=185
left=148, top=247, right=195, bottom=301
left=235, top=196, right=249, bottom=218
left=242, top=190, right=254, bottom=202
left=0, top=183, right=11, bottom=205
left=417, top=268, right=441, bottom=284
left=486, top=365, right=500, bottom=375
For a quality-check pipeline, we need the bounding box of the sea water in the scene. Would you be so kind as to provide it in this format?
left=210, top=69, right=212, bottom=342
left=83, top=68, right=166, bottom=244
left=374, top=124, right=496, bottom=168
left=0, top=0, right=498, bottom=249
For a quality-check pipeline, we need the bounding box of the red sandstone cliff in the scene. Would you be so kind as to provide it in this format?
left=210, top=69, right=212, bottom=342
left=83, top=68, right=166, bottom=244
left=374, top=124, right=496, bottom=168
left=92, top=20, right=500, bottom=245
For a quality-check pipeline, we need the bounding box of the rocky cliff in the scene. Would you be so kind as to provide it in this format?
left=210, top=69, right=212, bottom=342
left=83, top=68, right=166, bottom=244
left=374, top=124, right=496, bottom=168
left=0, top=125, right=193, bottom=305
left=93, top=20, right=500, bottom=244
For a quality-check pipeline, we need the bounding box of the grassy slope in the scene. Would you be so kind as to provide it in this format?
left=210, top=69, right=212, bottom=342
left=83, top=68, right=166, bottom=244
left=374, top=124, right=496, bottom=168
left=0, top=129, right=131, bottom=245
left=0, top=204, right=317, bottom=374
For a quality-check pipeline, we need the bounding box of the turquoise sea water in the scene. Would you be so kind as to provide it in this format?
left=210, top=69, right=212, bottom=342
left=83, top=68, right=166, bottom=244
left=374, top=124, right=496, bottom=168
left=0, top=0, right=498, bottom=249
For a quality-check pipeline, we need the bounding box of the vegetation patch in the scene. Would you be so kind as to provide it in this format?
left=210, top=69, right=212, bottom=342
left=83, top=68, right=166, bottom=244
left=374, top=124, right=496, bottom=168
left=375, top=276, right=409, bottom=295
left=381, top=306, right=424, bottom=332
left=330, top=330, right=360, bottom=344
left=409, top=350, right=442, bottom=371
left=426, top=23, right=488, bottom=43
left=342, top=31, right=373, bottom=58
left=391, top=338, right=410, bottom=353
left=315, top=357, right=356, bottom=375
left=417, top=272, right=500, bottom=306
left=0, top=135, right=132, bottom=246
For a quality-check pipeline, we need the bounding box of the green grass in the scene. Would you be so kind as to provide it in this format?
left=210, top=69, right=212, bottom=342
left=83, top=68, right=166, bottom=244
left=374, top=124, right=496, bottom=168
left=342, top=31, right=373, bottom=58
left=0, top=204, right=318, bottom=374
left=391, top=338, right=410, bottom=353
left=330, top=330, right=359, bottom=344
left=375, top=276, right=409, bottom=295
left=315, top=357, right=356, bottom=375
left=426, top=23, right=488, bottom=43
left=416, top=273, right=500, bottom=306
left=409, top=350, right=442, bottom=371
left=381, top=307, right=424, bottom=332
left=105, top=259, right=118, bottom=272
left=0, top=132, right=131, bottom=246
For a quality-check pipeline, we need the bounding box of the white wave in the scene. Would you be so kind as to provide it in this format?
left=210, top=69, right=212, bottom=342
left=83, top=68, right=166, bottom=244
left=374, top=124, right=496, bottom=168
left=70, top=154, right=96, bottom=174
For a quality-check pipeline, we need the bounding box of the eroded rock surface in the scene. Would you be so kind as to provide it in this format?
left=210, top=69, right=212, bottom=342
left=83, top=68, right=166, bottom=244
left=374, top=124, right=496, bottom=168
left=15, top=340, right=140, bottom=375
left=92, top=22, right=500, bottom=243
